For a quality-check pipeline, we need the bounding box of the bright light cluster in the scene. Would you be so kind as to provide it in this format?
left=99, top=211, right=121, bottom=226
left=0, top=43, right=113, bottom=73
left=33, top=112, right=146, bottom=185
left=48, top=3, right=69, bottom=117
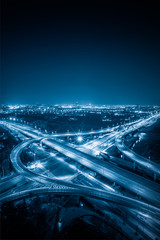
left=77, top=136, right=83, bottom=142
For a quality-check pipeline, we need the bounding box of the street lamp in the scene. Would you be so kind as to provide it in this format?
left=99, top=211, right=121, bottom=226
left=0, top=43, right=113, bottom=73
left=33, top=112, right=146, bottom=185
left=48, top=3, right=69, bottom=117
left=77, top=136, right=83, bottom=142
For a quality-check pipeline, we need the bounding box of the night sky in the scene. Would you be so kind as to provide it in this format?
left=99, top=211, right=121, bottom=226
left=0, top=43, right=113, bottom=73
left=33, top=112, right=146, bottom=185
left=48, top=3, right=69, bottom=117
left=1, top=1, right=160, bottom=105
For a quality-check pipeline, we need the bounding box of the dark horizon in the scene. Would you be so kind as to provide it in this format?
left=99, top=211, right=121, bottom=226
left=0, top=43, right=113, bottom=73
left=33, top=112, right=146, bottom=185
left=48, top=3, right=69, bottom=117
left=1, top=1, right=160, bottom=105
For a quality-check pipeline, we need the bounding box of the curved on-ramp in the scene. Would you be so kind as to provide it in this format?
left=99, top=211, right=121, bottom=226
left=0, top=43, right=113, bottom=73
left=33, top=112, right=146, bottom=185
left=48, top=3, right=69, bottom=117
left=5, top=139, right=160, bottom=217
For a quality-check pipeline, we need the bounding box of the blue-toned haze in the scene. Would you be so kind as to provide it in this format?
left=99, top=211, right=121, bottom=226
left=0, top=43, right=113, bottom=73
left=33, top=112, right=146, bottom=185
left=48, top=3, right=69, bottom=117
left=1, top=1, right=160, bottom=105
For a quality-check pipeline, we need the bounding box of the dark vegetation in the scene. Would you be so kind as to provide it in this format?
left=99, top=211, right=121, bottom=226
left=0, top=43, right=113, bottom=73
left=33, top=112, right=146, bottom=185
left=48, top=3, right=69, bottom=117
left=0, top=127, right=19, bottom=177
left=0, top=196, right=126, bottom=240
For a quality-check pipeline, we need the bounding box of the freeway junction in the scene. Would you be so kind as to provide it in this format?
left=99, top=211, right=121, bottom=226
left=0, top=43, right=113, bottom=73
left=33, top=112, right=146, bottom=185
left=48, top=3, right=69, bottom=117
left=0, top=113, right=160, bottom=240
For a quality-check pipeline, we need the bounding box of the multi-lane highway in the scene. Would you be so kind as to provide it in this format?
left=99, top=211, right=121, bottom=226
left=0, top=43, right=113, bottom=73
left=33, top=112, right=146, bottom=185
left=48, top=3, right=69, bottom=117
left=0, top=113, right=160, bottom=240
left=116, top=137, right=160, bottom=177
